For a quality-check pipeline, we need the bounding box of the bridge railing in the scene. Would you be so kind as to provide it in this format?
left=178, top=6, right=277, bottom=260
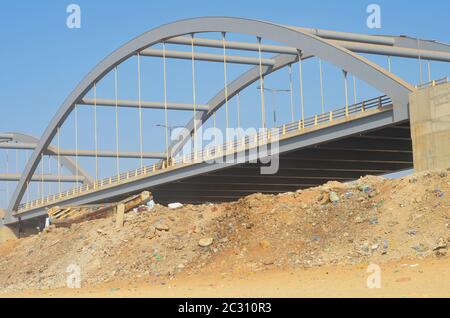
left=17, top=95, right=392, bottom=213
left=416, top=77, right=449, bottom=89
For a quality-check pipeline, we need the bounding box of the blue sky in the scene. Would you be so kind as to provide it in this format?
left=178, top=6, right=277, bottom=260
left=1, top=0, right=449, bottom=135
left=0, top=0, right=449, bottom=205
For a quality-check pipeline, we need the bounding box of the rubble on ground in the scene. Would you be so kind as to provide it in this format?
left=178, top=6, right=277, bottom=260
left=0, top=169, right=449, bottom=292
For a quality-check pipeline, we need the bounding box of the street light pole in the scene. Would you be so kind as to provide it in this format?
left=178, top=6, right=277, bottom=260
left=257, top=86, right=291, bottom=126
left=155, top=124, right=184, bottom=155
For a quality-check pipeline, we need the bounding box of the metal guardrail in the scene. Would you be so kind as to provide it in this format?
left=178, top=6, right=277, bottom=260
left=416, top=77, right=449, bottom=89
left=17, top=95, right=392, bottom=213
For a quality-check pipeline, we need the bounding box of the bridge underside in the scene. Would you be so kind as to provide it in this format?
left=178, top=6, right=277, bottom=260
left=151, top=121, right=412, bottom=204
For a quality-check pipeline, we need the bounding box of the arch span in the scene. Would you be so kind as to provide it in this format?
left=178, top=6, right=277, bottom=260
left=8, top=17, right=415, bottom=213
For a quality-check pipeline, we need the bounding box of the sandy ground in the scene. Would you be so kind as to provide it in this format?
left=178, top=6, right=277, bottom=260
left=1, top=170, right=449, bottom=297
left=2, top=256, right=450, bottom=298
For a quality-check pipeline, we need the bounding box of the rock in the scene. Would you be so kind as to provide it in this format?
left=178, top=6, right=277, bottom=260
left=97, top=229, right=107, bottom=235
left=137, top=205, right=148, bottom=212
left=219, top=237, right=229, bottom=243
left=360, top=243, right=370, bottom=254
left=411, top=243, right=428, bottom=253
left=358, top=184, right=372, bottom=193
left=259, top=240, right=270, bottom=249
left=329, top=192, right=340, bottom=204
left=434, top=189, right=444, bottom=198
left=147, top=200, right=155, bottom=209
left=435, top=249, right=447, bottom=257
left=168, top=202, right=183, bottom=209
left=145, top=226, right=156, bottom=238
left=433, top=238, right=447, bottom=251
left=198, top=237, right=214, bottom=247
left=371, top=243, right=379, bottom=251
left=369, top=216, right=378, bottom=225
left=354, top=216, right=365, bottom=224
left=155, top=223, right=169, bottom=231
left=439, top=171, right=448, bottom=178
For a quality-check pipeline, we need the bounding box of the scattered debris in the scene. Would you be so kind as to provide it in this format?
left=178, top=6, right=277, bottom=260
left=0, top=170, right=449, bottom=292
left=155, top=223, right=170, bottom=232
left=412, top=244, right=428, bottom=253
left=48, top=191, right=152, bottom=227
left=168, top=202, right=183, bottom=209
left=198, top=237, right=214, bottom=247
left=329, top=192, right=340, bottom=204
left=147, top=200, right=155, bottom=209
left=433, top=238, right=447, bottom=251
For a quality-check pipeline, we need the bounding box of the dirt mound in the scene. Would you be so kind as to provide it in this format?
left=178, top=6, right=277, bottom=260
left=0, top=169, right=449, bottom=292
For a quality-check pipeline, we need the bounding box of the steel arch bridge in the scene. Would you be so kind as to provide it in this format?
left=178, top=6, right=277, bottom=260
left=2, top=17, right=450, bottom=226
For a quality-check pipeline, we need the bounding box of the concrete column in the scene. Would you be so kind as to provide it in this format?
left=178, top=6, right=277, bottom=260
left=0, top=209, right=18, bottom=243
left=0, top=209, right=42, bottom=243
left=409, top=82, right=450, bottom=171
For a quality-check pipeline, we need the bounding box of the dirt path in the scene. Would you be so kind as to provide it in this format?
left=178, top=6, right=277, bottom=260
left=3, top=256, right=450, bottom=298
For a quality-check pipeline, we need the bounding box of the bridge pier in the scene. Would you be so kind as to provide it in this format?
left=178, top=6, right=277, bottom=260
left=410, top=82, right=450, bottom=172
left=0, top=209, right=41, bottom=244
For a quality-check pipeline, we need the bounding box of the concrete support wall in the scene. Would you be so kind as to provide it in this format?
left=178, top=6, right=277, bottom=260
left=0, top=209, right=17, bottom=243
left=410, top=82, right=450, bottom=171
left=0, top=209, right=41, bottom=244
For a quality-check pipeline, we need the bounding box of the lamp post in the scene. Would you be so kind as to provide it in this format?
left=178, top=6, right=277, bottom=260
left=155, top=124, right=185, bottom=158
left=155, top=124, right=184, bottom=140
left=257, top=86, right=291, bottom=126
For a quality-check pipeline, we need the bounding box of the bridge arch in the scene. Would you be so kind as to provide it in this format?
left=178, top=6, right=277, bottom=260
left=2, top=132, right=92, bottom=184
left=8, top=16, right=416, bottom=212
